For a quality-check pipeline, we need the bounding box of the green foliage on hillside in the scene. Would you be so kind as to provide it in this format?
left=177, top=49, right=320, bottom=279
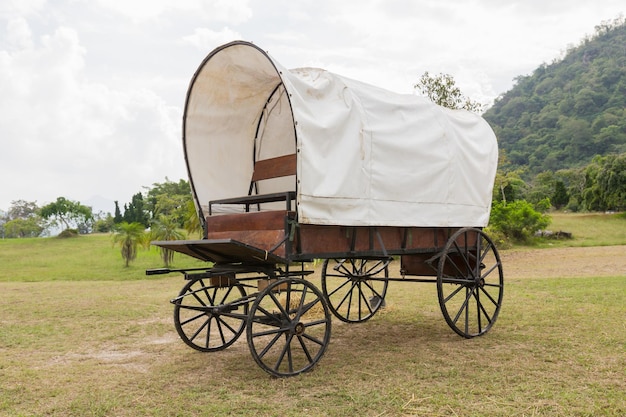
left=484, top=17, right=626, bottom=174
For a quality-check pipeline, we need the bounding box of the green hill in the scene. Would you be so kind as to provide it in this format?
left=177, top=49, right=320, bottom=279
left=483, top=17, right=626, bottom=174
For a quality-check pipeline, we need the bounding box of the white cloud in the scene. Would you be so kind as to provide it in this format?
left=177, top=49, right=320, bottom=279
left=93, top=0, right=252, bottom=24
left=0, top=20, right=185, bottom=209
left=6, top=18, right=34, bottom=50
left=182, top=27, right=243, bottom=50
left=0, top=0, right=46, bottom=19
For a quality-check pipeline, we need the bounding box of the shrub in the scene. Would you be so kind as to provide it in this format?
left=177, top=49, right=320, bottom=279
left=489, top=200, right=551, bottom=242
left=57, top=229, right=79, bottom=238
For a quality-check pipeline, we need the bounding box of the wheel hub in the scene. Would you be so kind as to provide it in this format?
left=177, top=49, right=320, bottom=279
left=293, top=322, right=305, bottom=336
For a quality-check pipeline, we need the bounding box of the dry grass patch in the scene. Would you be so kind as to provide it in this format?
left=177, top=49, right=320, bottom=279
left=1, top=263, right=625, bottom=416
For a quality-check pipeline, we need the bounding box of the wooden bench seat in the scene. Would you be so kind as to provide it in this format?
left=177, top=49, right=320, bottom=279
left=204, top=153, right=298, bottom=261
left=208, top=153, right=297, bottom=214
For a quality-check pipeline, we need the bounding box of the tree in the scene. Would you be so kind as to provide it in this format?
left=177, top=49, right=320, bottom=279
left=595, top=153, right=626, bottom=210
left=112, top=222, right=147, bottom=267
left=414, top=71, right=483, bottom=112
left=122, top=193, right=149, bottom=226
left=145, top=178, right=193, bottom=227
left=93, top=212, right=115, bottom=233
left=7, top=200, right=39, bottom=220
left=494, top=170, right=527, bottom=203
left=2, top=200, right=46, bottom=238
left=150, top=215, right=186, bottom=267
left=3, top=218, right=44, bottom=238
left=581, top=153, right=626, bottom=211
left=114, top=201, right=123, bottom=223
left=526, top=171, right=553, bottom=204
left=552, top=181, right=570, bottom=209
left=39, top=197, right=93, bottom=232
left=183, top=200, right=202, bottom=238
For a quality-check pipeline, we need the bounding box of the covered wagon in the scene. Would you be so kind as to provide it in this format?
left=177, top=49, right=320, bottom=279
left=148, top=41, right=502, bottom=377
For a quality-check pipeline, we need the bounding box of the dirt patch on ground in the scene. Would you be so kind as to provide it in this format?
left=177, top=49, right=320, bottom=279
left=500, top=245, right=626, bottom=279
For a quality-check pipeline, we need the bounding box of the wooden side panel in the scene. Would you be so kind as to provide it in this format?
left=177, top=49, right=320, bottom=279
left=206, top=210, right=290, bottom=233
left=298, top=225, right=441, bottom=256
left=298, top=225, right=350, bottom=255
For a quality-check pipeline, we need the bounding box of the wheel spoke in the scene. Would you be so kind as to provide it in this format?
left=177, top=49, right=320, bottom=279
left=324, top=274, right=353, bottom=295
left=218, top=284, right=235, bottom=305
left=334, top=260, right=353, bottom=276
left=188, top=317, right=210, bottom=344
left=473, top=290, right=493, bottom=327
left=252, top=326, right=287, bottom=338
left=478, top=285, right=501, bottom=308
left=268, top=291, right=290, bottom=321
left=256, top=331, right=284, bottom=359
left=297, top=298, right=322, bottom=319
left=206, top=317, right=213, bottom=348
left=274, top=333, right=294, bottom=373
left=300, top=330, right=326, bottom=347
left=443, top=250, right=469, bottom=279
left=442, top=282, right=467, bottom=304
left=345, top=284, right=355, bottom=319
left=293, top=284, right=308, bottom=320
left=465, top=288, right=470, bottom=334
left=216, top=316, right=239, bottom=339
left=474, top=289, right=482, bottom=334
left=357, top=282, right=374, bottom=316
left=363, top=259, right=389, bottom=276
left=179, top=311, right=206, bottom=327
left=451, top=287, right=473, bottom=326
left=190, top=289, right=209, bottom=307
left=297, top=335, right=314, bottom=362
left=481, top=262, right=500, bottom=279
left=361, top=279, right=384, bottom=300
left=452, top=239, right=475, bottom=279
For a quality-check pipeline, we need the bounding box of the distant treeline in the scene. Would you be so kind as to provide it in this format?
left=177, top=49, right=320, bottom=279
left=484, top=17, right=626, bottom=175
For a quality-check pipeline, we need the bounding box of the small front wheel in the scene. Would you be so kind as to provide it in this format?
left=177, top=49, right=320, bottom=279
left=173, top=278, right=248, bottom=352
left=247, top=278, right=332, bottom=377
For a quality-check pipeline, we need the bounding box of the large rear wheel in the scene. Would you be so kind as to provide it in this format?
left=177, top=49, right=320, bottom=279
left=437, top=228, right=503, bottom=338
left=321, top=258, right=389, bottom=323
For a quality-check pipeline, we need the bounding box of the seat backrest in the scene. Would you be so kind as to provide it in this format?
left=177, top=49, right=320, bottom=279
left=251, top=153, right=297, bottom=183
left=249, top=153, right=296, bottom=198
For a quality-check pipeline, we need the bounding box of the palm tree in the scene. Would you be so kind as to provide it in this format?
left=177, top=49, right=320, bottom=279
left=183, top=200, right=202, bottom=238
left=150, top=215, right=185, bottom=267
left=112, top=222, right=147, bottom=267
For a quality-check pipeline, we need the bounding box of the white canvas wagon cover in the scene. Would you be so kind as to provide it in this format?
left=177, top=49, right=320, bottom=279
left=184, top=41, right=498, bottom=228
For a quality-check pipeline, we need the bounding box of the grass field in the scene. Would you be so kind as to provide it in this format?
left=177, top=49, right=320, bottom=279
left=0, top=234, right=204, bottom=282
left=0, top=213, right=625, bottom=416
left=544, top=212, right=626, bottom=247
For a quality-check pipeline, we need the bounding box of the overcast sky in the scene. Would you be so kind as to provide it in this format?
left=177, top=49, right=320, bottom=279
left=1, top=0, right=623, bottom=213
